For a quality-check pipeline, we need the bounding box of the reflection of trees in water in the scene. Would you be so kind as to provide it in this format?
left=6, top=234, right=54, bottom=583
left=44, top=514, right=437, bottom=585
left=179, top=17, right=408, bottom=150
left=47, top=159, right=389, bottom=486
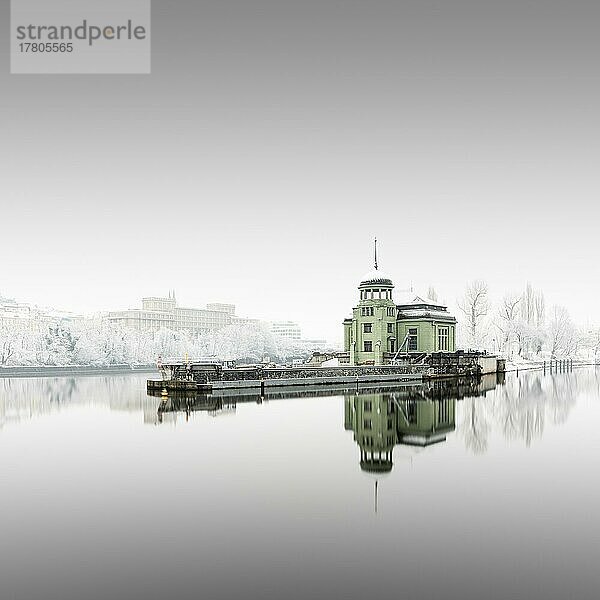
left=0, top=376, right=79, bottom=427
left=493, top=375, right=546, bottom=446
left=594, top=367, right=600, bottom=398
left=0, top=375, right=156, bottom=428
left=459, top=398, right=490, bottom=455
left=459, top=371, right=582, bottom=453
left=3, top=369, right=597, bottom=443
left=0, top=384, right=5, bottom=428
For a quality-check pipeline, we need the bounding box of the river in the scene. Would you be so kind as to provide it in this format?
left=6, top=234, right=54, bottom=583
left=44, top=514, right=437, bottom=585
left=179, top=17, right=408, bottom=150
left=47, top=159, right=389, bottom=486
left=1, top=368, right=599, bottom=600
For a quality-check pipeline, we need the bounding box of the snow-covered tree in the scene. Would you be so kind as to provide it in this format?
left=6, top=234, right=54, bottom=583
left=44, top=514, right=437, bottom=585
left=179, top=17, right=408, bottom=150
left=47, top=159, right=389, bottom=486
left=586, top=327, right=600, bottom=361
left=458, top=280, right=490, bottom=350
left=546, top=305, right=576, bottom=359
left=0, top=327, right=17, bottom=365
left=494, top=294, right=521, bottom=355
left=517, top=283, right=546, bottom=356
left=427, top=286, right=439, bottom=303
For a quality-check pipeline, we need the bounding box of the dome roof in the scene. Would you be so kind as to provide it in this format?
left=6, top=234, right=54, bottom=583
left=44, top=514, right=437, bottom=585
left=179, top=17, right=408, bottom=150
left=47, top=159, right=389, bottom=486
left=360, top=269, right=394, bottom=286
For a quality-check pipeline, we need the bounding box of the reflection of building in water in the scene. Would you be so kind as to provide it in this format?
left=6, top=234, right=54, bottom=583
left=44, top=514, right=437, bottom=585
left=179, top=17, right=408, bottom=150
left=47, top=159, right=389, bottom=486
left=396, top=394, right=455, bottom=447
left=344, top=379, right=476, bottom=473
left=1, top=369, right=585, bottom=451
left=155, top=395, right=237, bottom=425
left=345, top=393, right=397, bottom=473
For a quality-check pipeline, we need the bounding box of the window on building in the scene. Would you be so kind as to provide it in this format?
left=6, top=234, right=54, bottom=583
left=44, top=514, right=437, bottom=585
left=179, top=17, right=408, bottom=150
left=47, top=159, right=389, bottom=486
left=363, top=419, right=372, bottom=430
left=364, top=341, right=373, bottom=352
left=364, top=401, right=372, bottom=412
left=387, top=323, right=393, bottom=334
left=363, top=323, right=372, bottom=333
left=438, top=327, right=449, bottom=351
left=407, top=328, right=418, bottom=351
left=369, top=307, right=374, bottom=316
left=389, top=339, right=395, bottom=353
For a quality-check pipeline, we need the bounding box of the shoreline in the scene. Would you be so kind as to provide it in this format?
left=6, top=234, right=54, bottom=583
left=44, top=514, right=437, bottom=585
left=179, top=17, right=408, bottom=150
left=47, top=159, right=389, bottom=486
left=504, top=360, right=598, bottom=373
left=2, top=361, right=597, bottom=380
left=0, top=365, right=159, bottom=378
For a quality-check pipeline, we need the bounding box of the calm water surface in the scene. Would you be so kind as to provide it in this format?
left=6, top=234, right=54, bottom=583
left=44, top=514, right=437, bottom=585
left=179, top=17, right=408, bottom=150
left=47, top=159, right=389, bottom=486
left=1, top=369, right=599, bottom=600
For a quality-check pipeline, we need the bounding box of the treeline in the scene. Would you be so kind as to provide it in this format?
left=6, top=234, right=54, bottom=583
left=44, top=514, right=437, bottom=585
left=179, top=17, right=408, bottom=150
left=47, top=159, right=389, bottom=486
left=0, top=320, right=314, bottom=367
left=454, top=281, right=600, bottom=360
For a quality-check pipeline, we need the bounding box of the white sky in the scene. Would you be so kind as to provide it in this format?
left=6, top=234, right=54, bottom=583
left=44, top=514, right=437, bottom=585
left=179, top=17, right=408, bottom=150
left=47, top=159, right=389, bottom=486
left=1, top=1, right=599, bottom=343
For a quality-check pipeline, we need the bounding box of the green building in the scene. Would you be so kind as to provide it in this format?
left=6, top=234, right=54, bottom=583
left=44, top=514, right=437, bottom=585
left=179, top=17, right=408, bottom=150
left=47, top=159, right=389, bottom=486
left=343, top=255, right=456, bottom=365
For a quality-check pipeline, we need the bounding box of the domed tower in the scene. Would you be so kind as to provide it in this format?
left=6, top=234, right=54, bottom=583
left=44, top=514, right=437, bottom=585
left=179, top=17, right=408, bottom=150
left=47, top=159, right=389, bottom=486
left=343, top=239, right=397, bottom=365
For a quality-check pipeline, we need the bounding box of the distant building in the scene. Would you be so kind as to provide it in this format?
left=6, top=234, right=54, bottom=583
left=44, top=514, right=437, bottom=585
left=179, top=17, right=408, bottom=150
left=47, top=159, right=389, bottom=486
left=301, top=339, right=328, bottom=348
left=0, top=297, right=33, bottom=328
left=0, top=295, right=80, bottom=332
left=108, top=292, right=236, bottom=335
left=342, top=243, right=456, bottom=365
left=232, top=316, right=262, bottom=327
left=270, top=320, right=302, bottom=340
left=305, top=351, right=347, bottom=367
left=206, top=303, right=236, bottom=315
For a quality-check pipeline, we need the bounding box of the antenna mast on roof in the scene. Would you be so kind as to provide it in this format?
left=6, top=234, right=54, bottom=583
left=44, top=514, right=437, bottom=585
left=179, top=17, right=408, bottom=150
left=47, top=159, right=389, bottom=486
left=374, top=237, right=378, bottom=271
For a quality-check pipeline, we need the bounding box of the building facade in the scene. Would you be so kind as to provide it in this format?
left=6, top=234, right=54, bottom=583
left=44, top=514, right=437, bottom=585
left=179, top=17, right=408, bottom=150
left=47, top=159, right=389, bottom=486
left=270, top=321, right=302, bottom=340
left=0, top=295, right=81, bottom=332
left=343, top=268, right=456, bottom=365
left=108, top=293, right=236, bottom=335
